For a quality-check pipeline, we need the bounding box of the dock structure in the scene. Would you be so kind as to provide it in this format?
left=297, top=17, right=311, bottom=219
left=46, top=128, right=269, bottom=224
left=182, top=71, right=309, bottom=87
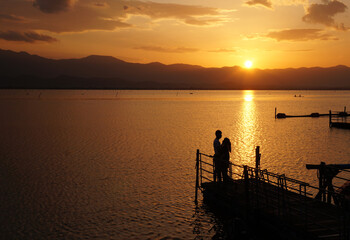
left=329, top=110, right=350, bottom=129
left=275, top=107, right=348, bottom=119
left=195, top=147, right=350, bottom=240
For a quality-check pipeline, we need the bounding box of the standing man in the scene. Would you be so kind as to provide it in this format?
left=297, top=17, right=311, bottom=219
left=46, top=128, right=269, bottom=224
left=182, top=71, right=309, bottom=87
left=213, top=130, right=222, bottom=182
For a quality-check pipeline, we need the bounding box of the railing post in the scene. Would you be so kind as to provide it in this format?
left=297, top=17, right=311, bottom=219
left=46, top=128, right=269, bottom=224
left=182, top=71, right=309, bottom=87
left=195, top=149, right=200, bottom=204
left=244, top=165, right=250, bottom=208
left=255, top=146, right=261, bottom=179
left=321, top=162, right=326, bottom=202
left=304, top=185, right=308, bottom=231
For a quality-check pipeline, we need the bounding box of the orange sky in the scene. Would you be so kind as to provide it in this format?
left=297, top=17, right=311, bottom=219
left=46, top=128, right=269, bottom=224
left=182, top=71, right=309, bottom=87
left=0, top=0, right=349, bottom=69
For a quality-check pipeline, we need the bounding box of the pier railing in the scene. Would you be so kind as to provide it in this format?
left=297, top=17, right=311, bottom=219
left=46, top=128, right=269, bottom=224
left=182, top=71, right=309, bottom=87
left=329, top=110, right=349, bottom=128
left=195, top=148, right=350, bottom=239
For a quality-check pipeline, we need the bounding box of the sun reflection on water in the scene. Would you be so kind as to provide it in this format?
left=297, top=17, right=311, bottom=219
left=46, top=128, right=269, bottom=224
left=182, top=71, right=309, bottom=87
left=234, top=91, right=257, bottom=166
left=244, top=94, right=253, bottom=102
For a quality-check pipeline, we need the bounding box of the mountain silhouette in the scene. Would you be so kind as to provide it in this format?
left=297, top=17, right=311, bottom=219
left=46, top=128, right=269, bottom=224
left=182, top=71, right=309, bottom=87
left=1, top=49, right=350, bottom=89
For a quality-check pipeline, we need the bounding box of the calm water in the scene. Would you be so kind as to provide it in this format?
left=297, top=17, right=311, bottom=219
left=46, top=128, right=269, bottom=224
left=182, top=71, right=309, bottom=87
left=1, top=90, right=350, bottom=239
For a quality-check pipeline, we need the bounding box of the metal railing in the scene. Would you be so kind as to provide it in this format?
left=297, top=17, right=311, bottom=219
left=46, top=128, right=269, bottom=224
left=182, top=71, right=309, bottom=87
left=195, top=149, right=350, bottom=239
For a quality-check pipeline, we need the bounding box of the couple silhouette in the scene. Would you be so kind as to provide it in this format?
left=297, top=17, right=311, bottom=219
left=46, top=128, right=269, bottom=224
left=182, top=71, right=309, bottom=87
left=213, top=130, right=231, bottom=183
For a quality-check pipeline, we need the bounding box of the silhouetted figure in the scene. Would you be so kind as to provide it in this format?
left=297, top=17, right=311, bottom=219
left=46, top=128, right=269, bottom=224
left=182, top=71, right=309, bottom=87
left=213, top=130, right=222, bottom=182
left=218, top=138, right=231, bottom=184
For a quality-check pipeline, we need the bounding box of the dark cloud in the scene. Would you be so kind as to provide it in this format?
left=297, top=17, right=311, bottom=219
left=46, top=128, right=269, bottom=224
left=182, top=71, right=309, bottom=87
left=134, top=46, right=199, bottom=53
left=0, top=0, right=229, bottom=33
left=33, top=0, right=77, bottom=13
left=266, top=29, right=338, bottom=41
left=245, top=0, right=272, bottom=8
left=302, top=0, right=348, bottom=30
left=123, top=1, right=228, bottom=26
left=31, top=17, right=131, bottom=33
left=0, top=13, right=28, bottom=23
left=0, top=30, right=57, bottom=43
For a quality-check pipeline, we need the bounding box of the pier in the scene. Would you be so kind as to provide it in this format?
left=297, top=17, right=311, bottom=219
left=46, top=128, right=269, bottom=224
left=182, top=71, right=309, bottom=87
left=274, top=107, right=348, bottom=119
left=275, top=107, right=350, bottom=129
left=195, top=148, right=350, bottom=240
left=329, top=110, right=350, bottom=129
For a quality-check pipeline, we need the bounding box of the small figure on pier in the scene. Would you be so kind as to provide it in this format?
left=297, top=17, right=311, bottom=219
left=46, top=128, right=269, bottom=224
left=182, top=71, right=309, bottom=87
left=213, top=130, right=222, bottom=182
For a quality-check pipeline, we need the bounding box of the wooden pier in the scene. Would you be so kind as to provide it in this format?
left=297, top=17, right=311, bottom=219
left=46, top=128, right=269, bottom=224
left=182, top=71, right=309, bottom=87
left=275, top=107, right=350, bottom=129
left=329, top=110, right=350, bottom=129
left=275, top=107, right=348, bottom=119
left=195, top=148, right=350, bottom=240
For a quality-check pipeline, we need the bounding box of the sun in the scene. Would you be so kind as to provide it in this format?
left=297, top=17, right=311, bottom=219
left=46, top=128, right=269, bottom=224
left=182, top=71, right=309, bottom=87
left=244, top=60, right=253, bottom=69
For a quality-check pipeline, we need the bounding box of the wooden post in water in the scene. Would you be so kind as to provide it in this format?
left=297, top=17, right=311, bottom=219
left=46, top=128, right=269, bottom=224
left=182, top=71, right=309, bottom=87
left=195, top=149, right=199, bottom=204
left=329, top=110, right=332, bottom=128
left=275, top=107, right=277, bottom=119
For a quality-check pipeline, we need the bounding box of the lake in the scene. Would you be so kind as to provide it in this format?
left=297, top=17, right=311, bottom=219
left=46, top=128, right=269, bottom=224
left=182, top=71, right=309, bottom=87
left=1, top=90, right=350, bottom=239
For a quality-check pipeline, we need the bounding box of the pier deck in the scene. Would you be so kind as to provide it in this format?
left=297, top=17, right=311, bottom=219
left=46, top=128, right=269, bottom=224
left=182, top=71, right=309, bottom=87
left=195, top=150, right=350, bottom=240
left=202, top=180, right=344, bottom=240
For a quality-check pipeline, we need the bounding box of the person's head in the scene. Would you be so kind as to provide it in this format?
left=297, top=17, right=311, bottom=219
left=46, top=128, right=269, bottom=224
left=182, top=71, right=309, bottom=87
left=222, top=138, right=231, bottom=152
left=215, top=130, right=222, bottom=139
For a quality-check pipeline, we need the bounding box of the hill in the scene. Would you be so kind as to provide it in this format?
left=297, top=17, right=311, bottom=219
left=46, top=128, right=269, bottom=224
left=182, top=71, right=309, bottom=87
left=1, top=49, right=350, bottom=89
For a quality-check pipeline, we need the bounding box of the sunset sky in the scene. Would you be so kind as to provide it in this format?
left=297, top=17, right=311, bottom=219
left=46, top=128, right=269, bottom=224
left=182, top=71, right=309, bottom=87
left=0, top=0, right=349, bottom=69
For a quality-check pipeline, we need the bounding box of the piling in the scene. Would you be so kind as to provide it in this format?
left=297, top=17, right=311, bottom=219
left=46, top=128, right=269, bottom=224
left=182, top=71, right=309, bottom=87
left=195, top=149, right=199, bottom=204
left=275, top=107, right=277, bottom=119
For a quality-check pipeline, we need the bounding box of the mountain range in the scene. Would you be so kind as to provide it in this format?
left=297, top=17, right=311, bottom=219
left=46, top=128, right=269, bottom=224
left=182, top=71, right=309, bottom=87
left=1, top=49, right=350, bottom=90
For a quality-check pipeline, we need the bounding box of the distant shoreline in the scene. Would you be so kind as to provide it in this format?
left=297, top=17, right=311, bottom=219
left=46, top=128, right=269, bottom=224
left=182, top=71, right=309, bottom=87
left=2, top=88, right=350, bottom=90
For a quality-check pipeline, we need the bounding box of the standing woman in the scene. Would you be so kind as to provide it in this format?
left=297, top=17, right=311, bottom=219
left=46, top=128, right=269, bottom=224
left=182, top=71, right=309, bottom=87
left=220, top=138, right=231, bottom=184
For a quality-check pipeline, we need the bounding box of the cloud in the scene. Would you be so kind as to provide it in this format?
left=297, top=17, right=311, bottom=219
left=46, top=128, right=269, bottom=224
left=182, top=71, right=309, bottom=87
left=30, top=17, right=131, bottom=33
left=283, top=49, right=313, bottom=52
left=184, top=17, right=224, bottom=26
left=135, top=46, right=236, bottom=53
left=0, top=1, right=131, bottom=33
left=0, top=13, right=28, bottom=23
left=302, top=0, right=348, bottom=30
left=33, top=0, right=77, bottom=13
left=134, top=46, right=199, bottom=53
left=0, top=30, right=57, bottom=43
left=245, top=0, right=273, bottom=8
left=208, top=48, right=236, bottom=53
left=123, top=1, right=229, bottom=26
left=93, top=2, right=108, bottom=8
left=265, top=29, right=338, bottom=41
left=0, top=0, right=230, bottom=33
